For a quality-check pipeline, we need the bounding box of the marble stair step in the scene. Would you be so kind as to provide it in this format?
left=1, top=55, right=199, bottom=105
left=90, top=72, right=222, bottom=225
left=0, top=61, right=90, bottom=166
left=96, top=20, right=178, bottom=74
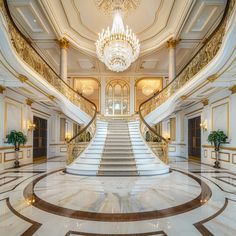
left=102, top=143, right=132, bottom=147
left=103, top=147, right=133, bottom=151
left=100, top=160, right=136, bottom=166
left=97, top=171, right=138, bottom=176
left=102, top=152, right=133, bottom=156
left=99, top=162, right=136, bottom=167
left=101, top=156, right=135, bottom=160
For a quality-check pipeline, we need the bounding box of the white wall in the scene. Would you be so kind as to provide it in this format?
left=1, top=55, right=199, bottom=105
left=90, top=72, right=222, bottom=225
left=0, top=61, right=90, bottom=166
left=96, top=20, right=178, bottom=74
left=162, top=88, right=236, bottom=171
left=0, top=88, right=76, bottom=170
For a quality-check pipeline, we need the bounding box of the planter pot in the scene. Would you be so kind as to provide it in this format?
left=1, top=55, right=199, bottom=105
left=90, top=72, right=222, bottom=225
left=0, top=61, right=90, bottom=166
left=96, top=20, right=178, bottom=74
left=213, top=150, right=220, bottom=168
left=14, top=150, right=20, bottom=168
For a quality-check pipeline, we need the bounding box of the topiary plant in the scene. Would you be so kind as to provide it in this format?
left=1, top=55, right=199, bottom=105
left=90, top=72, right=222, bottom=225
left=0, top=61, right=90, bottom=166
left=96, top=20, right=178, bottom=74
left=208, top=130, right=227, bottom=168
left=208, top=130, right=227, bottom=151
left=6, top=130, right=27, bottom=167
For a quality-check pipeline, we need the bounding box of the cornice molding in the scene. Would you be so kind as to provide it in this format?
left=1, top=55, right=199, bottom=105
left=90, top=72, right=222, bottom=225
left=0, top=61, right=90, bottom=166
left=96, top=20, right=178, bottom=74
left=229, top=85, right=236, bottom=94
left=201, top=99, right=209, bottom=106
left=0, top=85, right=6, bottom=94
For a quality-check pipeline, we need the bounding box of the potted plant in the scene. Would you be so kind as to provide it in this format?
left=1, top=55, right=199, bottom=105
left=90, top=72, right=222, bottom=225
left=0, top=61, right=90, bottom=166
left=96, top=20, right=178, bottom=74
left=208, top=130, right=227, bottom=168
left=6, top=130, right=27, bottom=168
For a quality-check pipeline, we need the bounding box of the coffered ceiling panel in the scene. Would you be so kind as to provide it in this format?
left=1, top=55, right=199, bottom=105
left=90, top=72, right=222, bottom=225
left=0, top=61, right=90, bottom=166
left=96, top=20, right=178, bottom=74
left=181, top=0, right=226, bottom=40
left=39, top=0, right=194, bottom=55
left=8, top=0, right=56, bottom=40
left=7, top=0, right=227, bottom=77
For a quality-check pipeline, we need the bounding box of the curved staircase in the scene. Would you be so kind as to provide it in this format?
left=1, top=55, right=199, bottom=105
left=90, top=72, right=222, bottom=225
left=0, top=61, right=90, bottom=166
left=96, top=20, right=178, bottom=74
left=66, top=118, right=169, bottom=176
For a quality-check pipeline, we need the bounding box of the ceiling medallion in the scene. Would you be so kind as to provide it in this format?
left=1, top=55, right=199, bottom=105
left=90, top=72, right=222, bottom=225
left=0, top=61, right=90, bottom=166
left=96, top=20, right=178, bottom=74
left=94, top=0, right=141, bottom=15
left=95, top=0, right=140, bottom=72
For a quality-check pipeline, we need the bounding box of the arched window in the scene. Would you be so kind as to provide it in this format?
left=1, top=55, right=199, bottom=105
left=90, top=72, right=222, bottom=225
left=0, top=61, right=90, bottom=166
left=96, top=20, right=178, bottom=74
left=105, top=80, right=130, bottom=115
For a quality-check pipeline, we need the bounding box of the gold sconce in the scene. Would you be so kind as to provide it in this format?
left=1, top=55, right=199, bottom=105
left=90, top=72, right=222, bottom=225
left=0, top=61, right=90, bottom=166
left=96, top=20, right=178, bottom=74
left=27, top=120, right=36, bottom=132
left=65, top=132, right=72, bottom=142
left=200, top=120, right=208, bottom=131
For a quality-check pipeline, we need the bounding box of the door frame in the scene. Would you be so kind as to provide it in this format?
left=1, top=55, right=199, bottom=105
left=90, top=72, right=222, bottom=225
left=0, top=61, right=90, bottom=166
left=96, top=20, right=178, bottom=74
left=186, top=114, right=202, bottom=162
left=32, top=113, right=49, bottom=160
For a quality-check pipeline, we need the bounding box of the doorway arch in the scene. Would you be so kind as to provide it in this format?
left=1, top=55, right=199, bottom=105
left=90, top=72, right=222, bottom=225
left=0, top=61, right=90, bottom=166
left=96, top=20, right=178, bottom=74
left=105, top=80, right=130, bottom=115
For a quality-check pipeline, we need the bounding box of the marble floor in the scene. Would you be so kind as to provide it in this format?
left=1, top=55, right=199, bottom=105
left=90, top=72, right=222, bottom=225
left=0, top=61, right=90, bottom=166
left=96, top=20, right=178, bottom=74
left=0, top=156, right=236, bottom=236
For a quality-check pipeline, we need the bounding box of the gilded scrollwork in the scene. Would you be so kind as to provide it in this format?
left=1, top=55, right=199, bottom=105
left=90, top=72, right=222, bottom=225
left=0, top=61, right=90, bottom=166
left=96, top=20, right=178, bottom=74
left=140, top=0, right=236, bottom=117
left=0, top=0, right=95, bottom=118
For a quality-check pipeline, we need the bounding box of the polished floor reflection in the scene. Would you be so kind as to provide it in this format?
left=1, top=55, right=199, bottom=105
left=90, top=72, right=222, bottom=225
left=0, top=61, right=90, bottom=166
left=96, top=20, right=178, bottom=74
left=0, top=156, right=236, bottom=235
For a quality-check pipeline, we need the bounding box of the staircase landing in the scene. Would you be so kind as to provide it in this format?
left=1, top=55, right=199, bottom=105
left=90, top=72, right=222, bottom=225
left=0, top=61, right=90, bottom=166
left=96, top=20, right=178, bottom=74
left=66, top=117, right=169, bottom=176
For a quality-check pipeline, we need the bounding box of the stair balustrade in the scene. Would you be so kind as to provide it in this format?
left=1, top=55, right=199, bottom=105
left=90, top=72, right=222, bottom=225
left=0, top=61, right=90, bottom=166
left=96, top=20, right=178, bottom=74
left=139, top=0, right=235, bottom=118
left=138, top=0, right=235, bottom=162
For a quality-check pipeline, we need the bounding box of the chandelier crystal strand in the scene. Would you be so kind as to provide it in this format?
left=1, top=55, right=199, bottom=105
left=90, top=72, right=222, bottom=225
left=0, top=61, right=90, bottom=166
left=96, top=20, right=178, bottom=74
left=96, top=8, right=140, bottom=72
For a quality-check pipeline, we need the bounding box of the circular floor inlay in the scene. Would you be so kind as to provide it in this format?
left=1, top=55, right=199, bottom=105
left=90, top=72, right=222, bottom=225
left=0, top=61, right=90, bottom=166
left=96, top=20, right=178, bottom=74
left=23, top=169, right=212, bottom=222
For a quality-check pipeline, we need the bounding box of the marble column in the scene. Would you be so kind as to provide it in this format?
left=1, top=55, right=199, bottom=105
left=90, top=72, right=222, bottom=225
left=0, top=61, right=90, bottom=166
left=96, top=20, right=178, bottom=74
left=100, top=78, right=106, bottom=115
left=130, top=78, right=135, bottom=115
left=59, top=38, right=69, bottom=83
left=167, top=38, right=178, bottom=83
left=0, top=86, right=6, bottom=147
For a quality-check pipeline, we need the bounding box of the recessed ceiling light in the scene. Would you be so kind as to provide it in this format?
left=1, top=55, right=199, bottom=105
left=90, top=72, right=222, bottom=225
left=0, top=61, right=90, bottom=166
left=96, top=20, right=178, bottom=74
left=33, top=19, right=36, bottom=23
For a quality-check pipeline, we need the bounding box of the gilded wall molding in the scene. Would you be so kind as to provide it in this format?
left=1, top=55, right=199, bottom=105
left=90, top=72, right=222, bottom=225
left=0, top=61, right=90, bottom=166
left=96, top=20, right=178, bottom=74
left=229, top=85, right=236, bottom=94
left=140, top=0, right=236, bottom=118
left=202, top=99, right=209, bottom=106
left=26, top=98, right=34, bottom=106
left=0, top=85, right=5, bottom=93
left=166, top=38, right=180, bottom=49
left=58, top=38, right=70, bottom=49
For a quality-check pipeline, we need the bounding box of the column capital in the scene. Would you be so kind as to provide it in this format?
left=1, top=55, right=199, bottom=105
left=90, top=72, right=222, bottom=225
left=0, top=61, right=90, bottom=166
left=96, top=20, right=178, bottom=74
left=18, top=74, right=28, bottom=83
left=58, top=38, right=70, bottom=49
left=26, top=98, right=34, bottom=106
left=167, top=38, right=180, bottom=49
left=229, top=85, right=236, bottom=94
left=0, top=85, right=6, bottom=94
left=201, top=99, right=209, bottom=106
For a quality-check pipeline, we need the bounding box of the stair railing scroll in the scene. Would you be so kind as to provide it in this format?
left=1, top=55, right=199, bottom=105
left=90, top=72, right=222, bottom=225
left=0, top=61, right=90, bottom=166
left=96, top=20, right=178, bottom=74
left=139, top=0, right=235, bottom=118
left=138, top=0, right=235, bottom=164
left=0, top=0, right=98, bottom=165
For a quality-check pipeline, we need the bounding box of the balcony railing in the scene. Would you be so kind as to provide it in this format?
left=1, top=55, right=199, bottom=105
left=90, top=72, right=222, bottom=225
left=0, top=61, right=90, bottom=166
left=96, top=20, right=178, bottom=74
left=0, top=0, right=98, bottom=165
left=0, top=0, right=96, bottom=119
left=138, top=0, right=235, bottom=162
left=140, top=0, right=235, bottom=118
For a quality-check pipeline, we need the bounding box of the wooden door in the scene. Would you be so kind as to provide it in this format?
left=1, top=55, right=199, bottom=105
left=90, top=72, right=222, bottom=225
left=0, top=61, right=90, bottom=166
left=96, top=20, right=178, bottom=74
left=33, top=116, right=47, bottom=160
left=188, top=116, right=201, bottom=160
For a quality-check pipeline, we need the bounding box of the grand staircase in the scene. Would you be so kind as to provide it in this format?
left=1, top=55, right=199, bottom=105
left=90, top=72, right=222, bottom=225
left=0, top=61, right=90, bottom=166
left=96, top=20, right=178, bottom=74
left=98, top=119, right=138, bottom=176
left=66, top=118, right=169, bottom=176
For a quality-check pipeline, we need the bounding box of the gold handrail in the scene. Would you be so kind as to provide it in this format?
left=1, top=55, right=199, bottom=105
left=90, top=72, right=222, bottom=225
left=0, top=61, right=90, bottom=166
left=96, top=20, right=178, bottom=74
left=138, top=0, right=235, bottom=164
left=1, top=0, right=95, bottom=118
left=1, top=0, right=98, bottom=165
left=139, top=0, right=235, bottom=119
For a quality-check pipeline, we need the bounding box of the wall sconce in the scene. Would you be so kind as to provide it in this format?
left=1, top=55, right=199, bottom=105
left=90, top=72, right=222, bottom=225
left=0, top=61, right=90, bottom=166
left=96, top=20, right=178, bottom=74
left=65, top=133, right=72, bottom=142
left=27, top=120, right=36, bottom=132
left=163, top=133, right=171, bottom=140
left=200, top=120, right=208, bottom=131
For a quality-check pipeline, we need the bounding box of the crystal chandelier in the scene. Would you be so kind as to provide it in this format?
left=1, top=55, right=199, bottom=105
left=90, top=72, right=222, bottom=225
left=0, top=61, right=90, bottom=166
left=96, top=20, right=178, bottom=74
left=95, top=3, right=140, bottom=72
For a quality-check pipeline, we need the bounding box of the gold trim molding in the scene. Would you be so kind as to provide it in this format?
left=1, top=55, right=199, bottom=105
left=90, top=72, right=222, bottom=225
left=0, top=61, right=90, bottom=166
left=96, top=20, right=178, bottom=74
left=58, top=38, right=69, bottom=49
left=0, top=145, right=32, bottom=150
left=48, top=95, right=55, bottom=101
left=26, top=98, right=34, bottom=106
left=166, top=38, right=180, bottom=49
left=207, top=74, right=217, bottom=82
left=202, top=99, right=209, bottom=106
left=0, top=85, right=5, bottom=94
left=180, top=95, right=187, bottom=100
left=229, top=85, right=236, bottom=94
left=202, top=145, right=236, bottom=151
left=18, top=74, right=28, bottom=83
